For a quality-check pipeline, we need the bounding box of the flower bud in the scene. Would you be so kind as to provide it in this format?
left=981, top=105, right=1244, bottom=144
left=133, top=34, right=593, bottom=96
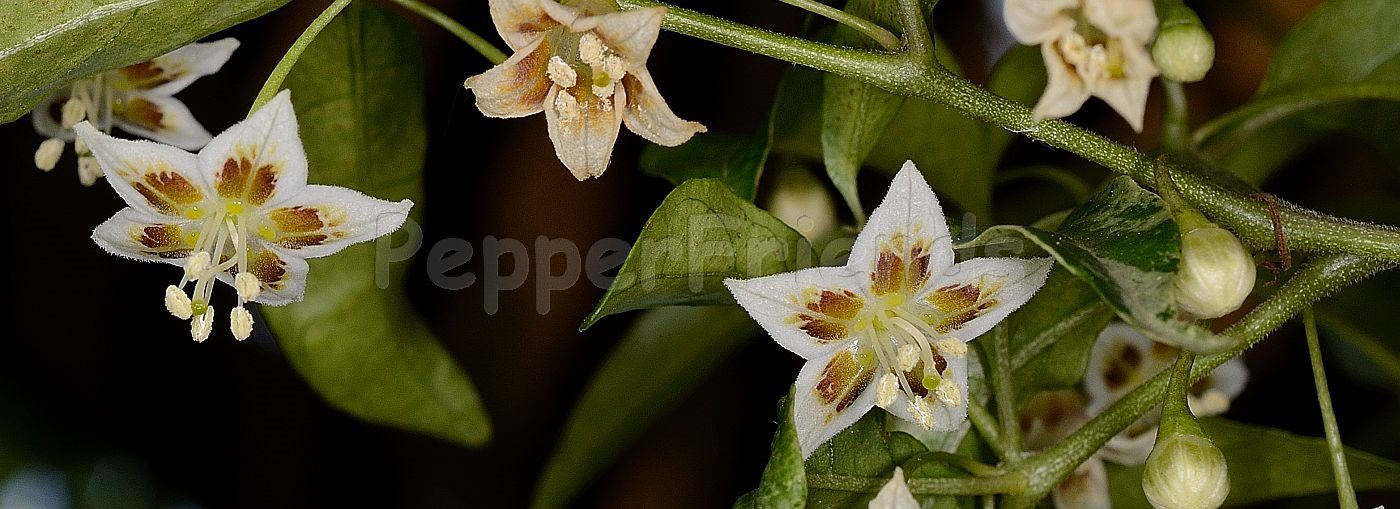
left=1141, top=432, right=1230, bottom=509
left=1173, top=226, right=1255, bottom=319
left=1152, top=8, right=1215, bottom=82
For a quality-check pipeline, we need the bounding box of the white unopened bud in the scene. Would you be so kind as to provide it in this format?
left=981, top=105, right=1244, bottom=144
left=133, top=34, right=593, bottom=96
left=164, top=285, right=193, bottom=320
left=230, top=306, right=254, bottom=341
left=1142, top=433, right=1230, bottom=509
left=191, top=308, right=215, bottom=343
left=185, top=251, right=212, bottom=278
left=77, top=156, right=103, bottom=186
left=234, top=272, right=261, bottom=302
left=34, top=138, right=65, bottom=171
left=1152, top=10, right=1215, bottom=83
left=875, top=372, right=899, bottom=408
left=1173, top=227, right=1255, bottom=319
left=61, top=99, right=87, bottom=127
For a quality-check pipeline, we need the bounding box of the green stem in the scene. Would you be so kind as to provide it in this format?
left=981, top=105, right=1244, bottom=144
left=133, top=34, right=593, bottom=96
left=1006, top=254, right=1393, bottom=505
left=989, top=324, right=1023, bottom=461
left=1158, top=350, right=1201, bottom=436
left=968, top=401, right=1011, bottom=461
left=388, top=0, right=508, bottom=64
left=777, top=0, right=900, bottom=51
left=1162, top=80, right=1190, bottom=153
left=1193, top=81, right=1400, bottom=156
left=1304, top=308, right=1359, bottom=509
left=806, top=470, right=1028, bottom=495
left=250, top=0, right=355, bottom=114
left=616, top=0, right=1400, bottom=263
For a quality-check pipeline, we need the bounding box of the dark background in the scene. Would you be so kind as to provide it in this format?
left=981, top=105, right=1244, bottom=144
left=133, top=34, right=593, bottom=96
left=1, top=0, right=1397, bottom=508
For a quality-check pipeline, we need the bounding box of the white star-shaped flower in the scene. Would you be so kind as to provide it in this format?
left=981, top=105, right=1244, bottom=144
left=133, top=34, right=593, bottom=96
left=75, top=91, right=412, bottom=342
left=1004, top=0, right=1159, bottom=131
left=33, top=39, right=240, bottom=183
left=726, top=162, right=1053, bottom=456
left=464, top=0, right=705, bottom=180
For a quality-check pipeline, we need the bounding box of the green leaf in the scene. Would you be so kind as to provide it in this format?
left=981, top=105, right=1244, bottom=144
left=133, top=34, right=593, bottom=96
left=1198, top=0, right=1400, bottom=183
left=865, top=44, right=1045, bottom=219
left=806, top=413, right=929, bottom=507
left=640, top=107, right=774, bottom=200
left=0, top=0, right=288, bottom=123
left=742, top=391, right=808, bottom=509
left=1004, top=268, right=1115, bottom=394
left=961, top=176, right=1230, bottom=353
left=580, top=179, right=814, bottom=329
left=1107, top=418, right=1400, bottom=507
left=533, top=306, right=758, bottom=509
left=261, top=3, right=490, bottom=447
left=820, top=0, right=906, bottom=221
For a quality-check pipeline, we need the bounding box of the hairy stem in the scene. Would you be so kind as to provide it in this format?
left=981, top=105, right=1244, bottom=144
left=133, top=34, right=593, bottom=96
left=250, top=0, right=354, bottom=114
left=1304, top=308, right=1359, bottom=509
left=1162, top=81, right=1190, bottom=153
left=968, top=402, right=1012, bottom=462
left=389, top=0, right=508, bottom=64
left=989, top=324, right=1023, bottom=461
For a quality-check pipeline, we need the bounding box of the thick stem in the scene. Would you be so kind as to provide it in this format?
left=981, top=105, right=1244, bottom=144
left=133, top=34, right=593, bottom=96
left=389, top=0, right=508, bottom=64
left=250, top=0, right=355, bottom=114
left=806, top=470, right=1029, bottom=495
left=1304, top=308, right=1359, bottom=509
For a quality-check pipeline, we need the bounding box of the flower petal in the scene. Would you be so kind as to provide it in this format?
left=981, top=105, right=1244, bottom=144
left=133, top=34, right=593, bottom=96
left=463, top=36, right=553, bottom=118
left=1052, top=456, right=1112, bottom=509
left=490, top=0, right=569, bottom=50
left=1100, top=426, right=1157, bottom=465
left=621, top=69, right=705, bottom=146
left=574, top=7, right=665, bottom=64
left=1002, top=0, right=1078, bottom=44
left=869, top=467, right=919, bottom=509
left=91, top=207, right=198, bottom=264
left=792, top=343, right=879, bottom=457
left=30, top=92, right=72, bottom=139
left=882, top=350, right=969, bottom=432
left=848, top=162, right=955, bottom=297
left=197, top=90, right=308, bottom=207
left=115, top=38, right=240, bottom=95
left=544, top=84, right=625, bottom=179
left=229, top=246, right=309, bottom=306
left=74, top=122, right=211, bottom=218
left=1083, top=0, right=1157, bottom=43
left=725, top=267, right=869, bottom=360
left=113, top=94, right=213, bottom=150
left=1088, top=43, right=1156, bottom=132
left=1034, top=42, right=1092, bottom=121
left=1084, top=322, right=1173, bottom=406
left=258, top=185, right=413, bottom=259
left=916, top=257, right=1052, bottom=341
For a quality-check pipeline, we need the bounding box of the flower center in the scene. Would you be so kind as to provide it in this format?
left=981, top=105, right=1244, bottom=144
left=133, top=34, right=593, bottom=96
left=1059, top=13, right=1128, bottom=81
left=545, top=31, right=630, bottom=119
left=163, top=198, right=265, bottom=342
left=857, top=294, right=967, bottom=430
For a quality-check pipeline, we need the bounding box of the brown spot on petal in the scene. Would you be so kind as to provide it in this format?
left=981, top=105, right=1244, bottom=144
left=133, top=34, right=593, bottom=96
left=135, top=224, right=181, bottom=249
left=806, top=289, right=864, bottom=320
left=144, top=171, right=202, bottom=205
left=217, top=155, right=281, bottom=205
left=908, top=245, right=931, bottom=292
left=796, top=314, right=848, bottom=342
left=935, top=300, right=997, bottom=334
left=929, top=284, right=980, bottom=313
left=117, top=97, right=165, bottom=131
left=902, top=352, right=948, bottom=398
left=871, top=250, right=905, bottom=295
left=276, top=234, right=328, bottom=249
left=268, top=207, right=324, bottom=233
left=814, top=349, right=875, bottom=414
left=249, top=250, right=289, bottom=290
left=133, top=182, right=178, bottom=215
left=118, top=61, right=178, bottom=89
left=249, top=164, right=280, bottom=205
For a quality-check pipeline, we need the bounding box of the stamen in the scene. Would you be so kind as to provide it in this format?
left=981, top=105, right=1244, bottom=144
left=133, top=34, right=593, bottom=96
left=77, top=157, right=102, bottom=186
left=577, top=33, right=606, bottom=66
left=34, top=138, right=65, bottom=171
left=935, top=338, right=967, bottom=357
left=553, top=91, right=582, bottom=121
left=546, top=56, right=577, bottom=88
left=185, top=251, right=212, bottom=278
left=230, top=306, right=254, bottom=341
left=234, top=272, right=261, bottom=302
left=934, top=378, right=962, bottom=407
left=896, top=344, right=919, bottom=372
left=875, top=372, right=899, bottom=408
left=190, top=308, right=215, bottom=342
left=164, top=285, right=193, bottom=320
left=60, top=99, right=87, bottom=128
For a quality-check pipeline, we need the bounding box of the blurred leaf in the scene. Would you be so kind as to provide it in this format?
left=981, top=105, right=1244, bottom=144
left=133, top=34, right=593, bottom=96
left=806, top=413, right=929, bottom=507
left=961, top=176, right=1230, bottom=353
left=1004, top=268, right=1114, bottom=394
left=581, top=179, right=814, bottom=329
left=0, top=0, right=288, bottom=123
left=1316, top=269, right=1400, bottom=393
left=1107, top=418, right=1400, bottom=507
left=821, top=0, right=905, bottom=221
left=866, top=44, right=1045, bottom=219
left=735, top=391, right=808, bottom=509
left=262, top=3, right=490, bottom=447
left=533, top=306, right=757, bottom=509
left=1199, top=0, right=1400, bottom=182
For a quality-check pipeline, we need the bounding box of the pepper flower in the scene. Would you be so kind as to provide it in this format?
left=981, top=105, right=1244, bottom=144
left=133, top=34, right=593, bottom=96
left=464, top=0, right=706, bottom=180
left=1003, top=0, right=1159, bottom=131
left=726, top=162, right=1052, bottom=456
left=32, top=39, right=240, bottom=184
left=75, top=91, right=412, bottom=342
